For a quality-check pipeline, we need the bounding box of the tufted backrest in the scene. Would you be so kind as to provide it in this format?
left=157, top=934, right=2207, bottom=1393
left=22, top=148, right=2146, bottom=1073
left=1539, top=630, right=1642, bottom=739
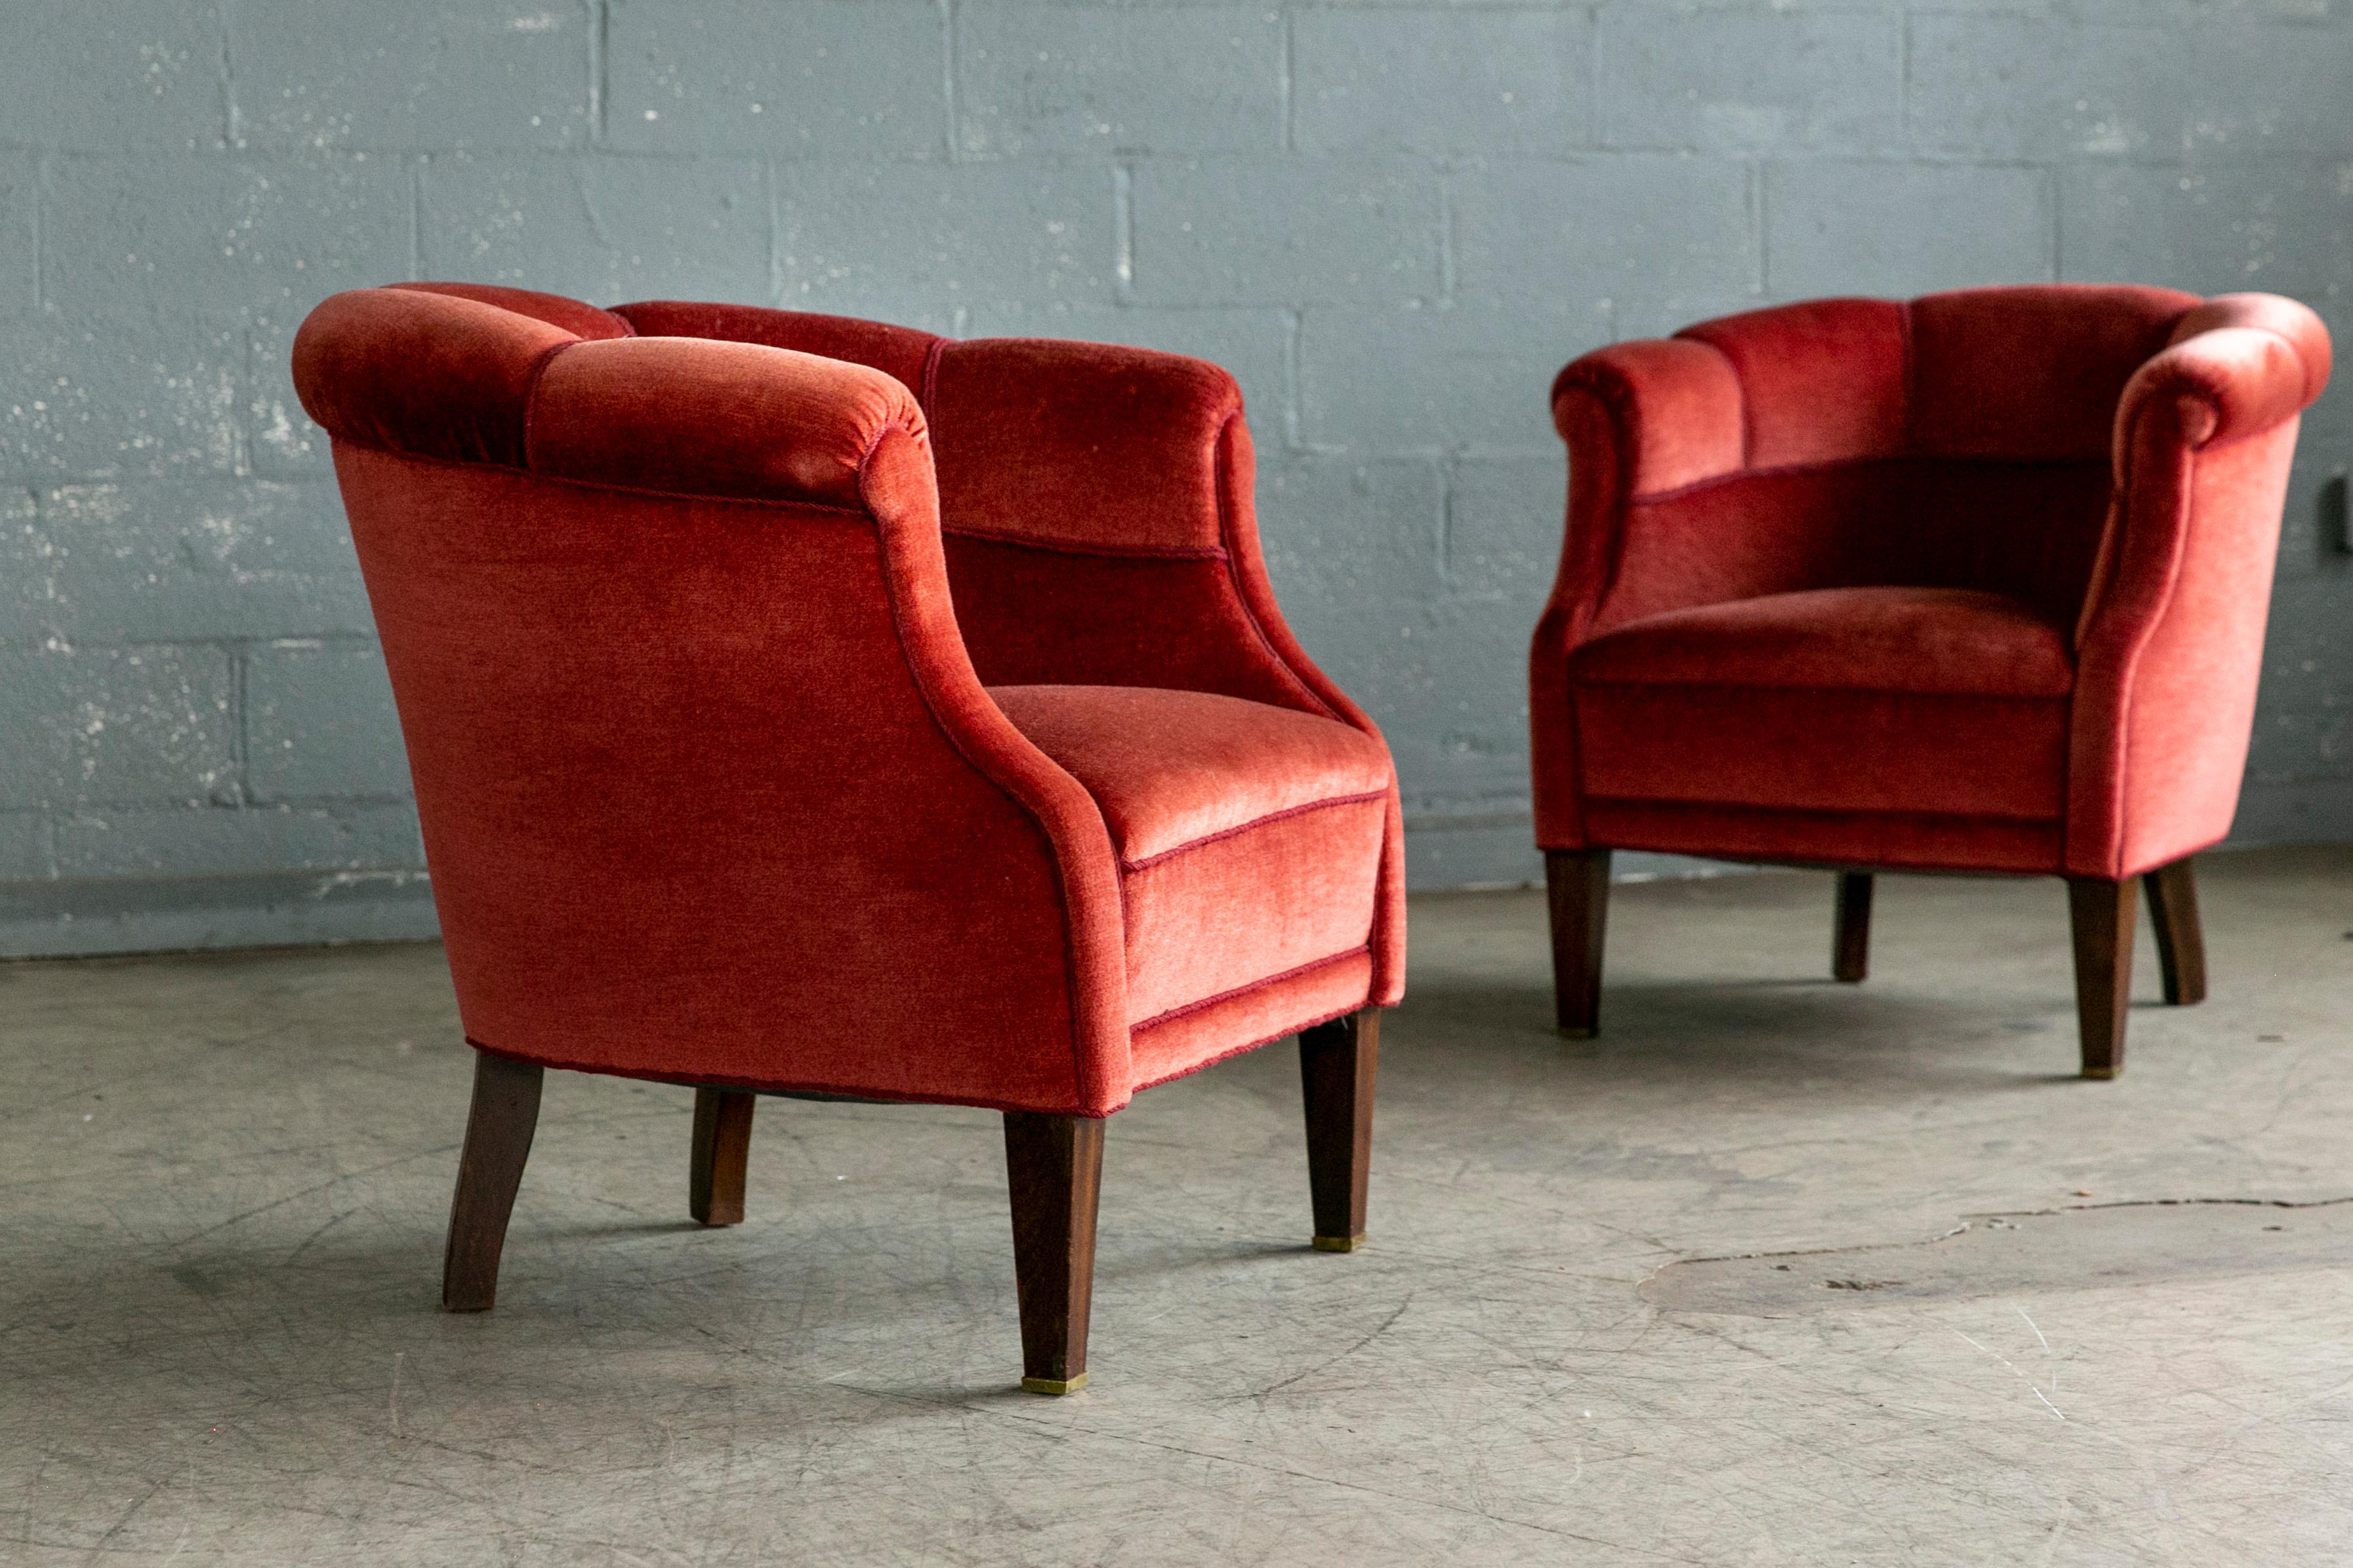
left=294, top=284, right=932, bottom=513
left=1671, top=285, right=2203, bottom=470
left=1566, top=285, right=2333, bottom=632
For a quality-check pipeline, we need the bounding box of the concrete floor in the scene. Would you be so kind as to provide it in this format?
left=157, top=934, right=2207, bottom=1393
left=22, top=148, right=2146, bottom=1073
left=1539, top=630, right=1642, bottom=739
left=5, top=848, right=2351, bottom=1565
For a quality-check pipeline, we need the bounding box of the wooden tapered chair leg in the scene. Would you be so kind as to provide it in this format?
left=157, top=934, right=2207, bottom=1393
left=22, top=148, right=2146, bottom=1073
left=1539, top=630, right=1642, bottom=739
left=1003, top=1111, right=1104, bottom=1396
left=2067, top=877, right=2136, bottom=1079
left=1833, top=872, right=1873, bottom=983
left=689, top=1087, right=757, bottom=1226
left=443, top=1050, right=544, bottom=1312
left=1546, top=848, right=1612, bottom=1037
left=2143, top=856, right=2208, bottom=1007
left=1300, top=1009, right=1379, bottom=1253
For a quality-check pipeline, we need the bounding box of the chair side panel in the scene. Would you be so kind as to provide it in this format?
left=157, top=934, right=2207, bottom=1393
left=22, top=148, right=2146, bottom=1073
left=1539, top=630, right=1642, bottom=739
left=335, top=445, right=1092, bottom=1113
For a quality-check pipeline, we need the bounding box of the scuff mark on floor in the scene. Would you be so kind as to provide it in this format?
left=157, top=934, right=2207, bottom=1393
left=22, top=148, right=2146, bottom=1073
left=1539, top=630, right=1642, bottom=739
left=1643, top=1197, right=2353, bottom=1316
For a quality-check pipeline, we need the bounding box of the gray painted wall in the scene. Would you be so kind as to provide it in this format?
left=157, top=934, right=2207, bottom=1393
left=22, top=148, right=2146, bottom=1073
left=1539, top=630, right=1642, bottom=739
left=0, top=1, right=2347, bottom=952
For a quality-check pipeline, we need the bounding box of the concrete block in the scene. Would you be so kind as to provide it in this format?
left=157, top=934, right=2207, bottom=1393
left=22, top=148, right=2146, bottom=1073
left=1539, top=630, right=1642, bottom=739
left=959, top=302, right=1292, bottom=437
left=1610, top=287, right=1771, bottom=346
left=245, top=311, right=327, bottom=477
left=1446, top=455, right=1564, bottom=612
left=2274, top=396, right=2352, bottom=576
left=2234, top=777, right=2353, bottom=845
left=1402, top=820, right=1541, bottom=892
left=1599, top=9, right=1900, bottom=153
left=2247, top=700, right=2350, bottom=790
left=0, top=870, right=440, bottom=955
left=43, top=155, right=412, bottom=316
left=1451, top=156, right=1754, bottom=321
left=0, top=0, right=224, bottom=151
left=55, top=801, right=423, bottom=880
left=245, top=639, right=409, bottom=801
left=1255, top=452, right=1445, bottom=708
left=0, top=641, right=239, bottom=811
left=2187, top=24, right=2353, bottom=159
left=2076, top=0, right=2323, bottom=16
left=0, top=481, right=372, bottom=645
left=0, top=645, right=76, bottom=808
left=1296, top=305, right=1605, bottom=455
left=0, top=155, right=35, bottom=314
left=1766, top=161, right=2053, bottom=300
left=2251, top=575, right=2353, bottom=763
left=0, top=812, right=51, bottom=880
left=419, top=153, right=769, bottom=308
left=0, top=313, right=242, bottom=482
left=231, top=0, right=592, bottom=150
left=607, top=0, right=947, bottom=160
left=1908, top=18, right=2186, bottom=161
left=34, top=645, right=237, bottom=808
left=958, top=6, right=1281, bottom=157
left=1129, top=158, right=1442, bottom=307
left=2060, top=161, right=2353, bottom=311
left=1374, top=603, right=1538, bottom=809
left=776, top=162, right=1116, bottom=319
left=1295, top=9, right=1591, bottom=155
left=1402, top=826, right=1715, bottom=891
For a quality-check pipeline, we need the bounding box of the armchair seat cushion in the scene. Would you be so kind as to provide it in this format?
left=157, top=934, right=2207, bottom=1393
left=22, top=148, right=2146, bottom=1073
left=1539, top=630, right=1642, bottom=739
left=1566, top=587, right=2076, bottom=824
left=991, top=684, right=1390, bottom=1031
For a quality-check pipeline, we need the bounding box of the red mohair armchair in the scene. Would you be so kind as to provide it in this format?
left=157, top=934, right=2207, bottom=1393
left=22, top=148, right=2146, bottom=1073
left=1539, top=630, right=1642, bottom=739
left=1532, top=286, right=2329, bottom=1077
left=291, top=283, right=1405, bottom=1394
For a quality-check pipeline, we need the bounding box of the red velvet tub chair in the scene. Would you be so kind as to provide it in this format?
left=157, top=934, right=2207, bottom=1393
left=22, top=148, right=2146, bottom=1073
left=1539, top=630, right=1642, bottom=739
left=1532, top=287, right=2329, bottom=1077
left=291, top=282, right=1404, bottom=1394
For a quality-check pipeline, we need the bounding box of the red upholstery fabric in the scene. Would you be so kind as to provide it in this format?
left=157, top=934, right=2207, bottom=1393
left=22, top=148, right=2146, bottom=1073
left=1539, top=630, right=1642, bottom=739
left=1129, top=948, right=1376, bottom=1092
left=529, top=336, right=929, bottom=508
left=991, top=685, right=1390, bottom=1024
left=1909, top=287, right=2192, bottom=459
left=388, top=281, right=634, bottom=342
left=1582, top=801, right=2064, bottom=877
left=292, top=285, right=1402, bottom=1117
left=1573, top=587, right=2075, bottom=698
left=1678, top=298, right=1909, bottom=469
left=611, top=300, right=941, bottom=396
left=931, top=338, right=1238, bottom=555
left=1572, top=587, right=2074, bottom=826
left=1534, top=286, right=2330, bottom=879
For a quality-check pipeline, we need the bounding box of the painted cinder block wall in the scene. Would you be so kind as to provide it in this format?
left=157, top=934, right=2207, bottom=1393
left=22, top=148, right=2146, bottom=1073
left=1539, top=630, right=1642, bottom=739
left=0, top=1, right=2347, bottom=952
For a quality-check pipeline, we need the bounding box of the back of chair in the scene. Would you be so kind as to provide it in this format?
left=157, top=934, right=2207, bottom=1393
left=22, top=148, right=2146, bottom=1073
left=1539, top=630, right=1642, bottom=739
left=293, top=284, right=1120, bottom=1108
left=1601, top=286, right=2200, bottom=628
left=616, top=302, right=1330, bottom=714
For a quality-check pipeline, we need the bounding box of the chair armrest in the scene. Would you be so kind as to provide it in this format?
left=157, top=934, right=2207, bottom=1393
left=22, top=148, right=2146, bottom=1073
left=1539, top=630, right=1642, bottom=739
left=2068, top=292, right=2333, bottom=876
left=926, top=338, right=1353, bottom=714
left=1538, top=338, right=1748, bottom=646
left=1531, top=339, right=1745, bottom=847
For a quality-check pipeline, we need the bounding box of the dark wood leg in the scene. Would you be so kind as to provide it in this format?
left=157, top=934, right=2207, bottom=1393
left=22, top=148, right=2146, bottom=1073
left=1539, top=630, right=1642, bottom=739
left=1833, top=872, right=1873, bottom=983
left=2067, top=877, right=2136, bottom=1080
left=442, top=1050, right=544, bottom=1312
left=1300, top=1009, right=1379, bottom=1253
left=689, top=1087, right=757, bottom=1226
left=1003, top=1111, right=1104, bottom=1396
left=2143, top=856, right=2208, bottom=1007
left=1545, top=848, right=1612, bottom=1037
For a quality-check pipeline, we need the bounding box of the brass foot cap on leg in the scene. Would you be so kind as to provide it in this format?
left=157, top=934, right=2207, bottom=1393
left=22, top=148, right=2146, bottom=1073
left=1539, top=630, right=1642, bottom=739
left=1311, top=1234, right=1366, bottom=1253
left=2081, top=1065, right=2119, bottom=1081
left=1557, top=1026, right=1597, bottom=1041
left=1021, top=1373, right=1087, bottom=1396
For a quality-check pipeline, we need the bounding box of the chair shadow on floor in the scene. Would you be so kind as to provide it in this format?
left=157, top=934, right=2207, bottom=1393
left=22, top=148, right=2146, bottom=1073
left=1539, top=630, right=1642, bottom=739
left=1394, top=975, right=2099, bottom=1096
